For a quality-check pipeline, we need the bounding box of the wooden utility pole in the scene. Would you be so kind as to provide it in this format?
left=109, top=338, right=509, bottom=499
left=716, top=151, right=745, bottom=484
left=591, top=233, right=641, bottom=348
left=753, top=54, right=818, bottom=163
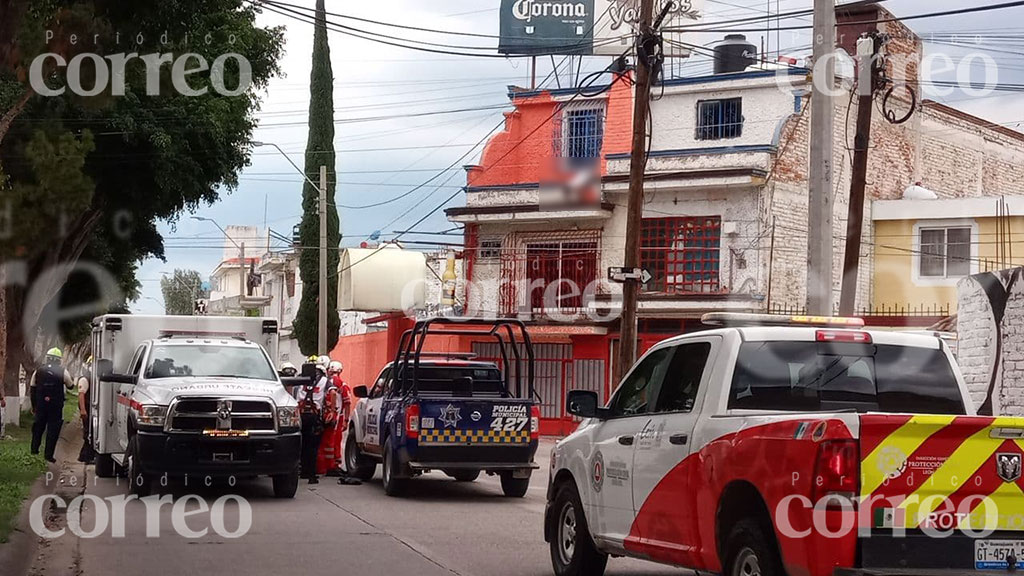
left=318, top=165, right=328, bottom=354
left=840, top=34, right=879, bottom=316
left=807, top=0, right=836, bottom=316
left=617, top=0, right=656, bottom=383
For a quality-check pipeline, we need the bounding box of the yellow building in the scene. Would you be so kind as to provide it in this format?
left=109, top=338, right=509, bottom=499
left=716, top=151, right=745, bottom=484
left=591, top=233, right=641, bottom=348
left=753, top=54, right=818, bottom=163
left=873, top=197, right=1024, bottom=314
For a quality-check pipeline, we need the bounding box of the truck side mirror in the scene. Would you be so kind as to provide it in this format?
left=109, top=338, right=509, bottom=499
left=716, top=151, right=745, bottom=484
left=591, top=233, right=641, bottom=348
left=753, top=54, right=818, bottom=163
left=281, top=376, right=312, bottom=389
left=352, top=385, right=368, bottom=399
left=96, top=359, right=114, bottom=379
left=101, top=373, right=137, bottom=385
left=567, top=390, right=603, bottom=419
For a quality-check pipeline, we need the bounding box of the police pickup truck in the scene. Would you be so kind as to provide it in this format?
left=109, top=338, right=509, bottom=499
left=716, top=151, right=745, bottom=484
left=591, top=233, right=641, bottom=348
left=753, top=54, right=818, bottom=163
left=346, top=319, right=541, bottom=497
left=90, top=315, right=306, bottom=498
left=547, top=314, right=1024, bottom=576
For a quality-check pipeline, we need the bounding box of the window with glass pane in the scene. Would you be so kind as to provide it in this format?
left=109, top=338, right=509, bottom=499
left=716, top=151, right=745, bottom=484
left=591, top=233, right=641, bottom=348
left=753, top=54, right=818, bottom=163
left=609, top=347, right=675, bottom=417
left=919, top=227, right=971, bottom=278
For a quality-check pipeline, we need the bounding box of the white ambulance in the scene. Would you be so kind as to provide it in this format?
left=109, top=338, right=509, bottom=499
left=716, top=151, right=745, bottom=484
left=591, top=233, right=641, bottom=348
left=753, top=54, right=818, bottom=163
left=89, top=315, right=303, bottom=498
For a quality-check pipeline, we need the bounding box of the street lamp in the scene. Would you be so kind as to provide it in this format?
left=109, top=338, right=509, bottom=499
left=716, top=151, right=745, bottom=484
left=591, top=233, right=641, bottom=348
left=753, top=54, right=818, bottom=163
left=252, top=140, right=330, bottom=354
left=141, top=296, right=165, bottom=314
left=191, top=216, right=247, bottom=302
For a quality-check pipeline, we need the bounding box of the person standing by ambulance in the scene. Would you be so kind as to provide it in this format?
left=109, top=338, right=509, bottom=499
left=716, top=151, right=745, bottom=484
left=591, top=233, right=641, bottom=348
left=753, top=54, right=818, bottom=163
left=30, top=348, right=75, bottom=463
left=298, top=356, right=328, bottom=484
left=318, top=361, right=344, bottom=476
left=77, top=356, right=96, bottom=464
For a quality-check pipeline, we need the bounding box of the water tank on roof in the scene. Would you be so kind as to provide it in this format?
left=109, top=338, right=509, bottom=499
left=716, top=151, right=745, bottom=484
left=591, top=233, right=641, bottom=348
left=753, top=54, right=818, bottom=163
left=339, top=246, right=427, bottom=312
left=714, top=34, right=757, bottom=74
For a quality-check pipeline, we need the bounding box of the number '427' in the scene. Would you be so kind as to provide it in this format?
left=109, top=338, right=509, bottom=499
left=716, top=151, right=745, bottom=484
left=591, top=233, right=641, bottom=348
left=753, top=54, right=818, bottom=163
left=490, top=416, right=528, bottom=432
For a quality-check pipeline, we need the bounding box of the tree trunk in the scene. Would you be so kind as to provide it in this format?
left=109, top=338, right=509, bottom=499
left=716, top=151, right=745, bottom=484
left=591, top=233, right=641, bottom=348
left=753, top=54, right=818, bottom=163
left=0, top=265, right=6, bottom=396
left=2, top=281, right=28, bottom=398
left=0, top=89, right=31, bottom=146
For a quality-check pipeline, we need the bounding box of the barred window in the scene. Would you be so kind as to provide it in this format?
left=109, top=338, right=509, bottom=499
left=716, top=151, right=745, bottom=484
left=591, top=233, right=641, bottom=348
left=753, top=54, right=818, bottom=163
left=563, top=108, right=603, bottom=163
left=478, top=239, right=502, bottom=261
left=697, top=98, right=743, bottom=140
left=641, top=217, right=722, bottom=294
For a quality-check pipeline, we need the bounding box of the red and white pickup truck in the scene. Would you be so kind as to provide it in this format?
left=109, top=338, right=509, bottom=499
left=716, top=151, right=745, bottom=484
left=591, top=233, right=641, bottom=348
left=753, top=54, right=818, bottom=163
left=546, top=314, right=1024, bottom=576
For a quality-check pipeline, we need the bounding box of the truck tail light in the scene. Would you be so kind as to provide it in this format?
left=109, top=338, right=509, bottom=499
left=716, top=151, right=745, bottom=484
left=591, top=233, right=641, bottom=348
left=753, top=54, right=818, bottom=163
left=406, top=404, right=420, bottom=440
left=530, top=405, right=541, bottom=440
left=812, top=439, right=859, bottom=507
left=816, top=330, right=872, bottom=343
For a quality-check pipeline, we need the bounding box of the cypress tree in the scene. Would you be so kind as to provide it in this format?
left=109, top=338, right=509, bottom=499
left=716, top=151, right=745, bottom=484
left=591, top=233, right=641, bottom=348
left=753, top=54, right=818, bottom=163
left=294, top=0, right=340, bottom=355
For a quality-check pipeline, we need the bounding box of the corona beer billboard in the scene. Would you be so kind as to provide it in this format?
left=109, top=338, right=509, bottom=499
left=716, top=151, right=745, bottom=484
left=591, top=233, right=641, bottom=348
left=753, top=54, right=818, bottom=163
left=498, top=0, right=703, bottom=56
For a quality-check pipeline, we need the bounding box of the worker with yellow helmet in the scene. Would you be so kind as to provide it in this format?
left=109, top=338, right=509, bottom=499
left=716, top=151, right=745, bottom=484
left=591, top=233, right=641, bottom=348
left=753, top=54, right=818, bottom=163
left=29, top=347, right=75, bottom=463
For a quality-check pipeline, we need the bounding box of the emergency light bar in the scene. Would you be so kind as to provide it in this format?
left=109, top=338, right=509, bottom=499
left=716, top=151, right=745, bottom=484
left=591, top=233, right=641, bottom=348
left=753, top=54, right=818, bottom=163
left=701, top=313, right=866, bottom=328
left=158, top=330, right=248, bottom=338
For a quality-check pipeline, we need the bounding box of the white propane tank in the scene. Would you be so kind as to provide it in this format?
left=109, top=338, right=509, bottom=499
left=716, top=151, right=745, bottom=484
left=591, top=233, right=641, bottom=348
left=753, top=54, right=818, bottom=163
left=339, top=246, right=427, bottom=312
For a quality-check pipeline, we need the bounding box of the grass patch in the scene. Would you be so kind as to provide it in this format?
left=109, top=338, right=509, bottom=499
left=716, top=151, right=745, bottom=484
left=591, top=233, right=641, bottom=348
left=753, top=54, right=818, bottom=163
left=0, top=412, right=47, bottom=543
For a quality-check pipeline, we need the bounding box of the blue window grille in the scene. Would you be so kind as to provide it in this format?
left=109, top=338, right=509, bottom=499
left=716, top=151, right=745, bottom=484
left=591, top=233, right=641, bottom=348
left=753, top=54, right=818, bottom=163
left=696, top=98, right=743, bottom=140
left=563, top=108, right=604, bottom=163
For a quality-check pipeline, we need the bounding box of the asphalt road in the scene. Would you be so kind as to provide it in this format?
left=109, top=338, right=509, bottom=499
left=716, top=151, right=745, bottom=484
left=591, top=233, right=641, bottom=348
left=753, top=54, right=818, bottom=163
left=33, top=440, right=684, bottom=576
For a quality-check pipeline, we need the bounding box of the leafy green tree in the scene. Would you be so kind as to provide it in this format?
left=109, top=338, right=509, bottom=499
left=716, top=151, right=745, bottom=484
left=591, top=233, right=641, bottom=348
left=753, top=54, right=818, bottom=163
left=160, top=269, right=209, bottom=316
left=293, top=0, right=339, bottom=356
left=0, top=0, right=284, bottom=394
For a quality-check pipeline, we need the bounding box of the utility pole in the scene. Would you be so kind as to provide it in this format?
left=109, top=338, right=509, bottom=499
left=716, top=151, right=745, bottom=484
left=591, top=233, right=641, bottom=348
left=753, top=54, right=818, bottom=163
left=318, top=165, right=328, bottom=354
left=617, top=0, right=656, bottom=383
left=807, top=0, right=836, bottom=316
left=239, top=242, right=246, bottom=300
left=839, top=34, right=879, bottom=316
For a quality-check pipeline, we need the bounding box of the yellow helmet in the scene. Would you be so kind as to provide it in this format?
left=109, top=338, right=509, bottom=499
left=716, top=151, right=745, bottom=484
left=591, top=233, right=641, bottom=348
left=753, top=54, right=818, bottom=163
left=46, top=347, right=63, bottom=359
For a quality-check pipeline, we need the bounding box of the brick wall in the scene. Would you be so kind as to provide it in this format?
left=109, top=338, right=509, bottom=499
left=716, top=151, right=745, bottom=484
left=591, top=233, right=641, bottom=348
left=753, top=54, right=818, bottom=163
left=957, top=268, right=1024, bottom=415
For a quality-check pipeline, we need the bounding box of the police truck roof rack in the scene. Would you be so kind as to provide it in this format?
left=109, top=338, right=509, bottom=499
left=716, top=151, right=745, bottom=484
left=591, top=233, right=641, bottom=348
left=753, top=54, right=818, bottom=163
left=413, top=352, right=480, bottom=361
left=393, top=318, right=537, bottom=401
left=701, top=313, right=866, bottom=328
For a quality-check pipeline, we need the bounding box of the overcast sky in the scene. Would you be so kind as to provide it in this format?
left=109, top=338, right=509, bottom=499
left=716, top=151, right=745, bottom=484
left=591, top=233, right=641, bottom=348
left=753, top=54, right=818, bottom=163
left=130, top=0, right=1024, bottom=314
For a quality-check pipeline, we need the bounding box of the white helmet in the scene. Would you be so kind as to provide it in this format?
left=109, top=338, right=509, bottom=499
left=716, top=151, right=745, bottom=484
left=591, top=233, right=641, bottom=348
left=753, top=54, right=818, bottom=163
left=316, top=356, right=330, bottom=371
left=280, top=362, right=297, bottom=375
left=329, top=360, right=343, bottom=374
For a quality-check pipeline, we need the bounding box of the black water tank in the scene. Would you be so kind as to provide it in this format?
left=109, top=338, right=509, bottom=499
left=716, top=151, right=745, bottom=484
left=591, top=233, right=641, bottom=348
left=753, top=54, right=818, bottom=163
left=714, top=34, right=757, bottom=74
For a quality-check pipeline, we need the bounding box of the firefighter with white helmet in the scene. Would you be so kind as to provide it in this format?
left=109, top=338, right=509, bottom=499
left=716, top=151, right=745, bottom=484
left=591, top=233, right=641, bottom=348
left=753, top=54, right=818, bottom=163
left=317, top=360, right=344, bottom=476
left=279, top=362, right=297, bottom=377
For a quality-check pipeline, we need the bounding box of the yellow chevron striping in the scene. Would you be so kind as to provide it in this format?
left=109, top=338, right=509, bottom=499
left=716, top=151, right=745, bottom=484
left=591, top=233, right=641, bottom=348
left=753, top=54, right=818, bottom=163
left=861, top=415, right=957, bottom=499
left=898, top=420, right=1018, bottom=528
left=963, top=481, right=1024, bottom=531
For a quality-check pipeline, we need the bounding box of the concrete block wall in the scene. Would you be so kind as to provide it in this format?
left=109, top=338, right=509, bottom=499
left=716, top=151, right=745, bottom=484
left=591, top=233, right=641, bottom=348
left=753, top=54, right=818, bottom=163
left=957, top=269, right=1024, bottom=415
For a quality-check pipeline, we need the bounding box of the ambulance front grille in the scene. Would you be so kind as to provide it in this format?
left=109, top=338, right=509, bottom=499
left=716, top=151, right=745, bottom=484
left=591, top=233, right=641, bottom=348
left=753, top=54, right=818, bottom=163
left=167, top=398, right=276, bottom=433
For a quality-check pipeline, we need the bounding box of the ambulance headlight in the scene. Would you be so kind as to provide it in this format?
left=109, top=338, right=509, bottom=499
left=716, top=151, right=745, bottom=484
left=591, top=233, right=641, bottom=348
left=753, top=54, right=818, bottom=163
left=137, top=405, right=168, bottom=428
left=277, top=406, right=301, bottom=430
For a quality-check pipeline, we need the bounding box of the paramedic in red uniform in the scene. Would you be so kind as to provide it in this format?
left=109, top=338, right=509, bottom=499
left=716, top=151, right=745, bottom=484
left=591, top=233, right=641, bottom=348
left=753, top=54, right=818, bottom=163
left=317, top=361, right=344, bottom=476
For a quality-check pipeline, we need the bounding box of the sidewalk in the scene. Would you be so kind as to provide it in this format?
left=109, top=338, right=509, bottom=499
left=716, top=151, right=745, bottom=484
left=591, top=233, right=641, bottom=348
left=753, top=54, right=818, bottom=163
left=0, top=415, right=87, bottom=576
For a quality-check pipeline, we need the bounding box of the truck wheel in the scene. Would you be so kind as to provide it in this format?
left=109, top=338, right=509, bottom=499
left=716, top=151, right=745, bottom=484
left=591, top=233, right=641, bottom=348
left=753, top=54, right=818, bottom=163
left=549, top=482, right=607, bottom=576
left=126, top=436, right=152, bottom=497
left=723, top=519, right=783, bottom=576
left=448, top=470, right=480, bottom=482
left=95, top=453, right=115, bottom=478
left=345, top=427, right=376, bottom=481
left=272, top=469, right=300, bottom=499
left=381, top=437, right=406, bottom=497
left=500, top=472, right=530, bottom=498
